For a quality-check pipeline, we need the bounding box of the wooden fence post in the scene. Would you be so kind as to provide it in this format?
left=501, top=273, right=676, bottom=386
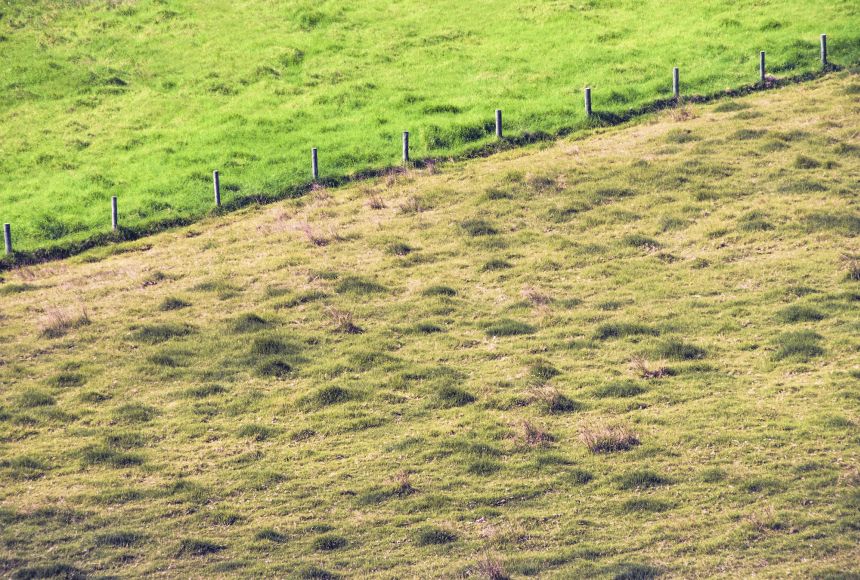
left=213, top=170, right=221, bottom=207
left=820, top=34, right=827, bottom=67
left=3, top=224, right=11, bottom=255
left=311, top=148, right=319, bottom=181
left=584, top=87, right=592, bottom=117
left=760, top=51, right=766, bottom=83
left=111, top=197, right=118, bottom=231
left=673, top=67, right=680, bottom=99
left=402, top=131, right=409, bottom=163
left=495, top=109, right=503, bottom=139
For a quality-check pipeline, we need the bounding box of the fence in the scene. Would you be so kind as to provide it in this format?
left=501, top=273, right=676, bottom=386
left=1, top=35, right=832, bottom=258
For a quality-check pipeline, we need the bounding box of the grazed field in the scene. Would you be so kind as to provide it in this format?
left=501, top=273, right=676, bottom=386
left=0, top=74, right=859, bottom=578
left=1, top=0, right=858, bottom=252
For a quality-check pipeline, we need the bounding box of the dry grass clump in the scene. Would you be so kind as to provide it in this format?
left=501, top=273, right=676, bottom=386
left=518, top=420, right=554, bottom=447
left=669, top=103, right=696, bottom=122
left=366, top=191, right=386, bottom=209
left=40, top=306, right=90, bottom=338
left=629, top=356, right=671, bottom=379
left=399, top=195, right=423, bottom=214
left=579, top=421, right=640, bottom=453
left=476, top=553, right=510, bottom=580
left=391, top=470, right=416, bottom=496
left=521, top=285, right=551, bottom=306
left=298, top=222, right=329, bottom=246
left=842, top=254, right=860, bottom=281
left=325, top=307, right=363, bottom=334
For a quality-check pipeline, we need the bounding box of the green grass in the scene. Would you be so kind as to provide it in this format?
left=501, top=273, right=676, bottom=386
left=0, top=76, right=859, bottom=577
left=1, top=1, right=858, bottom=252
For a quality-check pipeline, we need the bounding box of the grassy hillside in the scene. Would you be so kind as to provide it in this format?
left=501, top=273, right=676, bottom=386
left=1, top=74, right=859, bottom=578
left=1, top=0, right=858, bottom=252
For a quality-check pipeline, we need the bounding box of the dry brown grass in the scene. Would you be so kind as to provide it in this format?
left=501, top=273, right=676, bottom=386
left=669, top=102, right=697, bottom=122
left=520, top=285, right=551, bottom=306
left=629, top=356, right=671, bottom=379
left=39, top=306, right=90, bottom=338
left=579, top=421, right=639, bottom=453
left=366, top=191, right=386, bottom=210
left=298, top=222, right=329, bottom=246
left=517, top=420, right=554, bottom=447
left=841, top=254, right=860, bottom=281
left=325, top=306, right=363, bottom=334
left=398, top=195, right=423, bottom=214
left=476, top=553, right=510, bottom=580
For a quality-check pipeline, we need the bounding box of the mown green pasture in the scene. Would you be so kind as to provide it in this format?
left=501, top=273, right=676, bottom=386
left=1, top=0, right=858, bottom=251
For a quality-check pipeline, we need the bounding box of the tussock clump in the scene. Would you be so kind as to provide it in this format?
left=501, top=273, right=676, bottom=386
left=533, top=386, right=581, bottom=414
left=158, top=296, right=190, bottom=311
left=620, top=498, right=671, bottom=513
left=654, top=339, right=706, bottom=360
left=399, top=195, right=425, bottom=214
left=250, top=336, right=293, bottom=356
left=413, top=322, right=442, bottom=334
left=485, top=319, right=535, bottom=337
left=312, top=535, right=347, bottom=551
left=568, top=468, right=594, bottom=485
left=335, top=275, right=386, bottom=294
left=256, top=359, right=293, bottom=378
left=386, top=242, right=413, bottom=256
left=40, top=306, right=90, bottom=338
left=47, top=372, right=85, bottom=388
left=176, top=538, right=225, bottom=557
left=529, top=360, right=560, bottom=383
left=326, top=307, right=363, bottom=334
left=255, top=528, right=288, bottom=543
left=437, top=385, right=475, bottom=408
left=481, top=259, right=512, bottom=271
left=777, top=305, right=825, bottom=323
left=357, top=471, right=417, bottom=505
left=305, top=385, right=354, bottom=408
left=665, top=128, right=699, bottom=143
left=96, top=531, right=145, bottom=547
left=185, top=384, right=226, bottom=398
left=232, top=313, right=268, bottom=333
left=366, top=191, right=386, bottom=209
left=130, top=323, right=195, bottom=344
left=81, top=445, right=144, bottom=468
left=594, top=323, right=658, bottom=340
left=793, top=154, right=821, bottom=169
left=460, top=219, right=498, bottom=237
left=617, top=469, right=671, bottom=489
left=238, top=424, right=278, bottom=441
left=299, top=222, right=330, bottom=246
left=415, top=526, right=457, bottom=546
left=475, top=554, right=510, bottom=580
left=422, top=285, right=457, bottom=297
left=593, top=380, right=646, bottom=398
left=276, top=290, right=328, bottom=309
left=622, top=234, right=660, bottom=250
left=518, top=420, right=554, bottom=447
left=114, top=403, right=158, bottom=424
left=772, top=331, right=824, bottom=361
left=521, top=286, right=551, bottom=306
left=841, top=255, right=860, bottom=282
left=18, top=389, right=55, bottom=408
left=579, top=422, right=640, bottom=453
left=629, top=357, right=672, bottom=379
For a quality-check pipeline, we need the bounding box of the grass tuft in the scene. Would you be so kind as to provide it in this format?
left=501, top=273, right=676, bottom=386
left=415, top=527, right=457, bottom=546
left=580, top=422, right=640, bottom=453
left=772, top=331, right=824, bottom=361
left=484, top=319, right=535, bottom=337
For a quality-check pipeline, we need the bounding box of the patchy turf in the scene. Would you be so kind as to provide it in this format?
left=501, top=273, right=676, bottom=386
left=0, top=74, right=858, bottom=578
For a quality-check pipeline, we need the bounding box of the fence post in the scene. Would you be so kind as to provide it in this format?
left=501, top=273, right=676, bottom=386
left=584, top=87, right=592, bottom=117
left=495, top=109, right=503, bottom=139
left=402, top=131, right=409, bottom=163
left=311, top=148, right=319, bottom=181
left=820, top=34, right=827, bottom=67
left=673, top=67, right=680, bottom=99
left=760, top=51, right=766, bottom=83
left=213, top=170, right=221, bottom=207
left=111, top=196, right=118, bottom=231
left=3, top=224, right=10, bottom=255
